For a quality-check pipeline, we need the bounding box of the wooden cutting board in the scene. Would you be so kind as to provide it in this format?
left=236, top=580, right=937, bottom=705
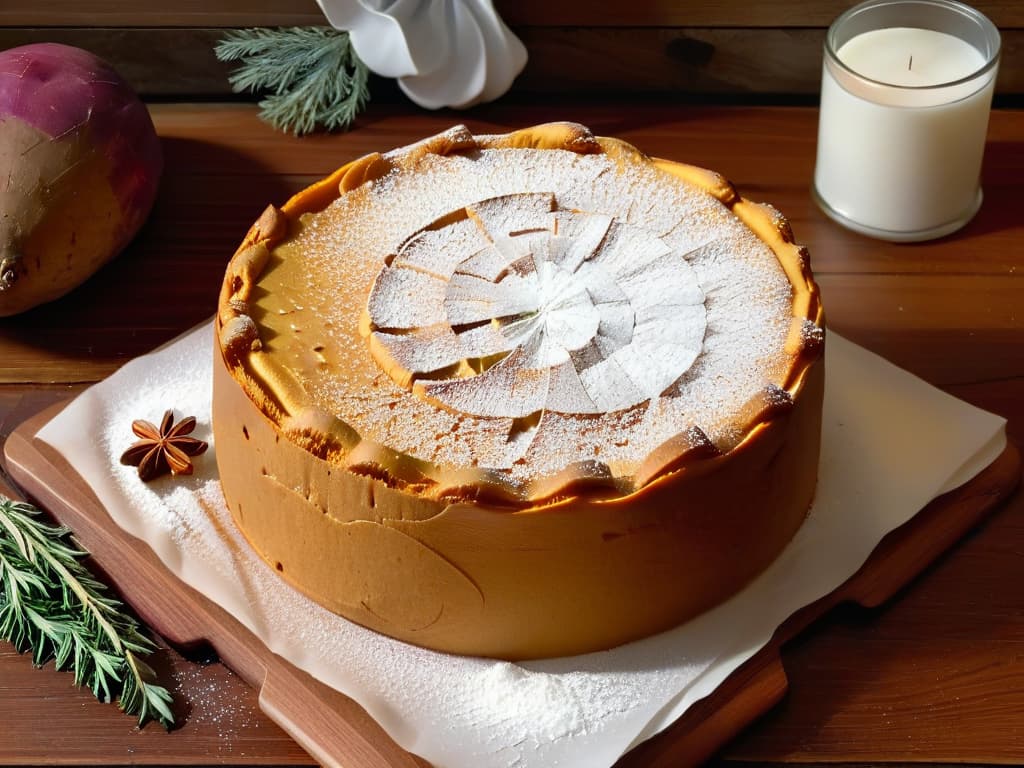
left=4, top=400, right=1020, bottom=768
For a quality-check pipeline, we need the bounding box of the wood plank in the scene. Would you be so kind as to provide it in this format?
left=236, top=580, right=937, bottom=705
left=5, top=398, right=1019, bottom=767
left=67, top=100, right=1024, bottom=285
left=0, top=1, right=325, bottom=29
left=0, top=28, right=230, bottom=96
left=516, top=28, right=1024, bottom=95
left=0, top=102, right=1022, bottom=768
left=0, top=104, right=1020, bottom=385
left=518, top=27, right=822, bottom=95
left=815, top=275, right=1024, bottom=387
left=3, top=404, right=433, bottom=768
left=1, top=28, right=1021, bottom=98
left=147, top=101, right=1024, bottom=186
left=0, top=387, right=314, bottom=765
left=0, top=0, right=1021, bottom=29
left=724, top=483, right=1024, bottom=763
left=0, top=642, right=315, bottom=765
left=502, top=0, right=1024, bottom=28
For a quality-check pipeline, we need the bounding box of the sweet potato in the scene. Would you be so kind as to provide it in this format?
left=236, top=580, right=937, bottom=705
left=0, top=43, right=162, bottom=316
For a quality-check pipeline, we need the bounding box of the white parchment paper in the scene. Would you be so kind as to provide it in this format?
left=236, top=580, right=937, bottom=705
left=36, top=324, right=1006, bottom=768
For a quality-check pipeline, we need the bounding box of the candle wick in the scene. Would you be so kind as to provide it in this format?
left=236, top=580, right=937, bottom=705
left=909, top=54, right=913, bottom=71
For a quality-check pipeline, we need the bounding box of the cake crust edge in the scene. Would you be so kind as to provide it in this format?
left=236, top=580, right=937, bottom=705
left=212, top=122, right=825, bottom=659
left=215, top=122, right=824, bottom=506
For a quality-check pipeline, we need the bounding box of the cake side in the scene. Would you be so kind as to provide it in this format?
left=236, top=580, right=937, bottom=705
left=214, top=349, right=822, bottom=658
left=213, top=122, right=825, bottom=659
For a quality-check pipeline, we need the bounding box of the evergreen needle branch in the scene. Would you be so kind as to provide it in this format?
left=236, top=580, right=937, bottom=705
left=215, top=27, right=370, bottom=136
left=0, top=496, right=175, bottom=728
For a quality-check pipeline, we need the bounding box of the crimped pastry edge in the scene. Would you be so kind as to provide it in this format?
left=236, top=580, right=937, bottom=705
left=215, top=121, right=824, bottom=508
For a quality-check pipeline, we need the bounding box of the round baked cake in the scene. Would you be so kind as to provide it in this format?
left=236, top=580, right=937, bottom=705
left=214, top=122, right=824, bottom=659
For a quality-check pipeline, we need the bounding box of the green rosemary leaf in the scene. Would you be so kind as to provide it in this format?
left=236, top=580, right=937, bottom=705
left=0, top=496, right=175, bottom=728
left=0, top=603, right=18, bottom=643
left=24, top=604, right=67, bottom=665
left=1, top=550, right=44, bottom=597
left=122, top=650, right=175, bottom=728
left=0, top=505, right=30, bottom=559
left=215, top=27, right=370, bottom=135
left=89, top=645, right=124, bottom=702
left=54, top=627, right=73, bottom=668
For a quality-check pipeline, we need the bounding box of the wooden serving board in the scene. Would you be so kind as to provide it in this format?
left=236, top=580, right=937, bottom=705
left=4, top=400, right=1021, bottom=768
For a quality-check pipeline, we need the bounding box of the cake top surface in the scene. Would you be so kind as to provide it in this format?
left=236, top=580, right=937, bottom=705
left=219, top=123, right=821, bottom=503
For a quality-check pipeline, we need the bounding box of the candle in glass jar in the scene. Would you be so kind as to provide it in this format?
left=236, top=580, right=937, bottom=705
left=813, top=1, right=1000, bottom=241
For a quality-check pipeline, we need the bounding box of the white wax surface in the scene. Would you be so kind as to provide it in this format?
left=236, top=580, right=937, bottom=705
left=838, top=27, right=985, bottom=87
left=814, top=26, right=996, bottom=236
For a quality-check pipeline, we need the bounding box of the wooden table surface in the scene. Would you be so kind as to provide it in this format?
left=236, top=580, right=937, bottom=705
left=0, top=102, right=1021, bottom=766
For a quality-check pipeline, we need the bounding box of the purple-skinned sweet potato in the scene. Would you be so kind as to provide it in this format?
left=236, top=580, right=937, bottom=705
left=0, top=43, right=162, bottom=316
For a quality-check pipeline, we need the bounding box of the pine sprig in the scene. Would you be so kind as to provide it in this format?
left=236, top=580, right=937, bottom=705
left=215, top=27, right=370, bottom=136
left=0, top=496, right=174, bottom=728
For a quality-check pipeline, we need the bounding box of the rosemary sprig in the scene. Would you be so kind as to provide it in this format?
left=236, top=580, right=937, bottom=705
left=0, top=496, right=174, bottom=728
left=215, top=27, right=370, bottom=136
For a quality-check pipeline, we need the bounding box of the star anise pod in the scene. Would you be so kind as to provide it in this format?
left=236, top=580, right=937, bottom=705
left=120, top=410, right=208, bottom=482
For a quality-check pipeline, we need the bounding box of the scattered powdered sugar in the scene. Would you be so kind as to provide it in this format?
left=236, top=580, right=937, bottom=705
left=256, top=144, right=794, bottom=484
left=173, top=662, right=261, bottom=749
left=33, top=323, right=1007, bottom=768
left=50, top=327, right=693, bottom=768
left=371, top=198, right=706, bottom=426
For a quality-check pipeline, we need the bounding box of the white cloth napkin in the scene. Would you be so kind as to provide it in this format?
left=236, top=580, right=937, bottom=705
left=36, top=323, right=1006, bottom=768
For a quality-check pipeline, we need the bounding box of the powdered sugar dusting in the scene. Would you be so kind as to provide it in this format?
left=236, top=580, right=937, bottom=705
left=370, top=198, right=707, bottom=429
left=256, top=145, right=793, bottom=483
left=33, top=323, right=1007, bottom=768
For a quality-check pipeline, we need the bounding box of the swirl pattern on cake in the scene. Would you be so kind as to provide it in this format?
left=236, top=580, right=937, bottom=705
left=366, top=191, right=707, bottom=423
left=217, top=123, right=819, bottom=499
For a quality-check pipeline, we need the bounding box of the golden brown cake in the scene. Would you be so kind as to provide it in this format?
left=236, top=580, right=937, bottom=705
left=213, top=123, right=824, bottom=660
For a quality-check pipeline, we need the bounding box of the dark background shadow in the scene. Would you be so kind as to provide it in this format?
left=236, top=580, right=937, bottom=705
left=0, top=137, right=294, bottom=372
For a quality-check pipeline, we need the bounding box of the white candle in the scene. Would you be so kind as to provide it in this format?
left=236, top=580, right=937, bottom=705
left=813, top=2, right=1000, bottom=241
left=839, top=27, right=982, bottom=90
